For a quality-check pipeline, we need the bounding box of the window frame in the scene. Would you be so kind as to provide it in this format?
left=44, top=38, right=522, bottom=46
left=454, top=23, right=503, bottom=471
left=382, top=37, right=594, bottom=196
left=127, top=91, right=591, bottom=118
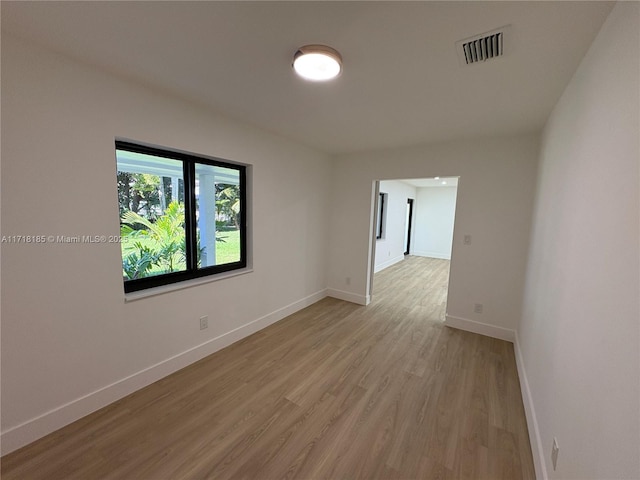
left=116, top=140, right=248, bottom=294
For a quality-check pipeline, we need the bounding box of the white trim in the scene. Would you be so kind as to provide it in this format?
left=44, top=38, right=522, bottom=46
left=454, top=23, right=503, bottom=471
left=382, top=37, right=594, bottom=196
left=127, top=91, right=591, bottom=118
left=515, top=332, right=546, bottom=480
left=327, top=288, right=369, bottom=306
left=444, top=314, right=515, bottom=342
left=444, top=317, right=543, bottom=477
left=124, top=267, right=254, bottom=302
left=374, top=254, right=404, bottom=273
left=0, top=289, right=327, bottom=455
left=412, top=250, right=451, bottom=260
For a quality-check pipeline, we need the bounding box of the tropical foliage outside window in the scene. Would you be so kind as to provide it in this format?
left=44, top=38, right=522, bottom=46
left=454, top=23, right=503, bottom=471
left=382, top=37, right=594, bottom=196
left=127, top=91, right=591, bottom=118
left=116, top=141, right=247, bottom=293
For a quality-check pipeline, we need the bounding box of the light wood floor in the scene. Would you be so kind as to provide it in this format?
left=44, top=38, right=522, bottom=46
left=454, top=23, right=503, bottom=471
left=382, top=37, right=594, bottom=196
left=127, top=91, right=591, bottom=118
left=1, top=256, right=535, bottom=479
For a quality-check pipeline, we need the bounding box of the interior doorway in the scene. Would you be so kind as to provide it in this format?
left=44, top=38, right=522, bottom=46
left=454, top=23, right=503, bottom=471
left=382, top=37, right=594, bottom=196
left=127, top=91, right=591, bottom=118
left=369, top=177, right=459, bottom=316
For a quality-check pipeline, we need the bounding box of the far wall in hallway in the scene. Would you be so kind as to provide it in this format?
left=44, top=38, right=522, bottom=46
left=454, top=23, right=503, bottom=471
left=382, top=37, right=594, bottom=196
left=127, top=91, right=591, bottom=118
left=413, top=186, right=458, bottom=260
left=374, top=179, right=457, bottom=273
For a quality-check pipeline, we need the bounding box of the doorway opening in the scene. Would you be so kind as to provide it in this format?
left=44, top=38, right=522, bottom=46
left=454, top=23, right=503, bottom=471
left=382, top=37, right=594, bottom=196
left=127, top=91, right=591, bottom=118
left=369, top=177, right=459, bottom=319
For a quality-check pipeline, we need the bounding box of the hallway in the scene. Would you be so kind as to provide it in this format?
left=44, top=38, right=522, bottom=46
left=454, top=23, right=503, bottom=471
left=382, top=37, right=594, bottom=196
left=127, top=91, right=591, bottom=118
left=372, top=255, right=450, bottom=316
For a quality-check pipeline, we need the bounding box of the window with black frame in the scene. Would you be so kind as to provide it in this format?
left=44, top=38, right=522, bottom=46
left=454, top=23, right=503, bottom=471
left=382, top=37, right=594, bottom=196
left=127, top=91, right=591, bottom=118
left=116, top=140, right=247, bottom=293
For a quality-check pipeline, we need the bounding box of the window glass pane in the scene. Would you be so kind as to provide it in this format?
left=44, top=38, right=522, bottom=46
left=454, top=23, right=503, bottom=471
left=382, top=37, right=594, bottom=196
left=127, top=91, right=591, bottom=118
left=116, top=149, right=187, bottom=280
left=195, top=164, right=241, bottom=268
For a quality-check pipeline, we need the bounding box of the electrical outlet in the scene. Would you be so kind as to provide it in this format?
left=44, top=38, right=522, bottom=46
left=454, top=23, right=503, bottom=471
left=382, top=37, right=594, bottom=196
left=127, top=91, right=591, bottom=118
left=345, top=277, right=351, bottom=286
left=551, top=437, right=559, bottom=470
left=199, top=315, right=208, bottom=330
left=464, top=234, right=472, bottom=245
left=474, top=303, right=483, bottom=314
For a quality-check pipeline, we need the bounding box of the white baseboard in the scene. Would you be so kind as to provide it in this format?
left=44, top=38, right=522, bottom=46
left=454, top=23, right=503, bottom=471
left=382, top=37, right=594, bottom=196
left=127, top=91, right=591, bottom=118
left=374, top=255, right=404, bottom=273
left=515, top=332, right=546, bottom=480
left=0, top=289, right=328, bottom=456
left=327, top=288, right=369, bottom=306
left=444, top=314, right=515, bottom=342
left=442, top=319, right=544, bottom=478
left=412, top=250, right=451, bottom=260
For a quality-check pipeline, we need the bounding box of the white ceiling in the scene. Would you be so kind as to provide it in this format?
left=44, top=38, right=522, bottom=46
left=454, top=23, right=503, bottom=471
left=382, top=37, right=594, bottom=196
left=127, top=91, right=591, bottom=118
left=401, top=177, right=459, bottom=188
left=1, top=1, right=613, bottom=155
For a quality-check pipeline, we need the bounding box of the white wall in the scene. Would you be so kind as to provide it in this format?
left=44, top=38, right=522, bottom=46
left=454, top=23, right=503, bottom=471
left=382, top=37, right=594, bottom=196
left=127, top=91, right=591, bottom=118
left=0, top=36, right=332, bottom=453
left=327, top=134, right=539, bottom=339
left=413, top=186, right=457, bottom=260
left=374, top=180, right=416, bottom=273
left=517, top=3, right=640, bottom=479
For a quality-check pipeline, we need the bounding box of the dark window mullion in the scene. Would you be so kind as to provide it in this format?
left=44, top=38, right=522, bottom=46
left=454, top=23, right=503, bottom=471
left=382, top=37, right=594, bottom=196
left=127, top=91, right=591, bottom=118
left=183, top=161, right=197, bottom=270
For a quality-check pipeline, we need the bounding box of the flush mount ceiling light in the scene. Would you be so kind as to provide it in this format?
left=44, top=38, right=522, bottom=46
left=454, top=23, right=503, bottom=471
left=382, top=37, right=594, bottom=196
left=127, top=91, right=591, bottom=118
left=293, top=45, right=342, bottom=81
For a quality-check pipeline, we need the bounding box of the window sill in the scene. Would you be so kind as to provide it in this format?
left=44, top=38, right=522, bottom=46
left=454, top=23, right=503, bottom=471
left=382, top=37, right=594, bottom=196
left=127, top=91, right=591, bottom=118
left=124, top=267, right=254, bottom=302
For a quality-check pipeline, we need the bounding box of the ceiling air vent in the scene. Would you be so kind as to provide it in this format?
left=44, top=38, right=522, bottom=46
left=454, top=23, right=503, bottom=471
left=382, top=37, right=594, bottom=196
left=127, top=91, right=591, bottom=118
left=455, top=25, right=510, bottom=66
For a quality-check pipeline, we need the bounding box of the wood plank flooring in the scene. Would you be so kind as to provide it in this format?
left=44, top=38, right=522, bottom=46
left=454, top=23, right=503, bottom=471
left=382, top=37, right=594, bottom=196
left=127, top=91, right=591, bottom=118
left=1, top=256, right=535, bottom=479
